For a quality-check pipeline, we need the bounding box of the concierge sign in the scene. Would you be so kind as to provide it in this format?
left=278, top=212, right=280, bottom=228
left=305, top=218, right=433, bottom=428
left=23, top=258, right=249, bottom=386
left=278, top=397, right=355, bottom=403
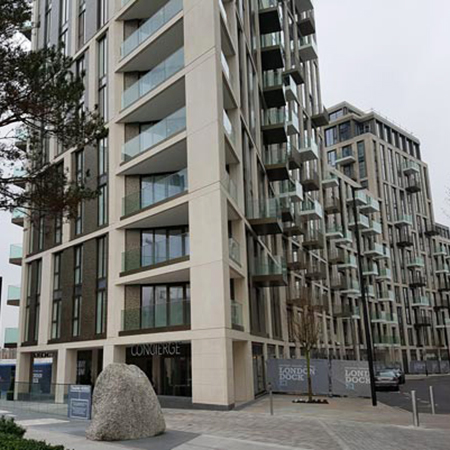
left=129, top=342, right=182, bottom=358
left=267, top=359, right=329, bottom=395
left=331, top=360, right=371, bottom=398
left=68, top=385, right=92, bottom=420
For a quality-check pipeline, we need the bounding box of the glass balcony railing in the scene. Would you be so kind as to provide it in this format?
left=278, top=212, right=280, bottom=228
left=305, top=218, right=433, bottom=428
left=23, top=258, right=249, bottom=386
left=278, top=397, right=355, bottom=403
left=247, top=197, right=281, bottom=220
left=122, top=169, right=187, bottom=216
left=231, top=301, right=243, bottom=327
left=374, top=336, right=400, bottom=346
left=122, top=107, right=186, bottom=161
left=9, top=244, right=23, bottom=260
left=411, top=296, right=430, bottom=307
left=254, top=256, right=287, bottom=278
left=7, top=285, right=21, bottom=301
left=259, top=0, right=279, bottom=9
left=263, top=107, right=286, bottom=126
left=122, top=301, right=190, bottom=331
left=12, top=208, right=26, bottom=220
left=121, top=0, right=183, bottom=58
left=122, top=48, right=184, bottom=109
left=372, top=312, right=398, bottom=323
left=229, top=237, right=241, bottom=265
left=223, top=110, right=235, bottom=143
left=262, top=69, right=283, bottom=88
left=4, top=328, right=18, bottom=345
left=261, top=31, right=284, bottom=49
left=122, top=233, right=189, bottom=273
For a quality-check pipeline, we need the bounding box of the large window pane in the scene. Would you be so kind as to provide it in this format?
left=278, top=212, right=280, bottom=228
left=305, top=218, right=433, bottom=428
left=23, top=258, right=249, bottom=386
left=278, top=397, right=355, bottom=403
left=155, top=286, right=167, bottom=327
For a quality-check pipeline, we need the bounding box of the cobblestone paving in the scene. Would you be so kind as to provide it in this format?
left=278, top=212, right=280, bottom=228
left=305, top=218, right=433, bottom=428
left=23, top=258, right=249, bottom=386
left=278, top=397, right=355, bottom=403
left=165, top=409, right=450, bottom=450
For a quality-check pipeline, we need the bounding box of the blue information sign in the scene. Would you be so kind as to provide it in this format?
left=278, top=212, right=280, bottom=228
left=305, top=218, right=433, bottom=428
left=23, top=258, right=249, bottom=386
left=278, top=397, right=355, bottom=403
left=68, top=385, right=92, bottom=420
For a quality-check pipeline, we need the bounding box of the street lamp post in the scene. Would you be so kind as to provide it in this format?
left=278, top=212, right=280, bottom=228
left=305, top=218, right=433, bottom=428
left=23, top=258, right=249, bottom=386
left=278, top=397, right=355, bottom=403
left=351, top=186, right=378, bottom=407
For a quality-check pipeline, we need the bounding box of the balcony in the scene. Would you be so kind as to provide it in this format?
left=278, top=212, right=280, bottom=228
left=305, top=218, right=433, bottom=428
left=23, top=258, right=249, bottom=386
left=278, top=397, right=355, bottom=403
left=378, top=290, right=395, bottom=302
left=409, top=272, right=426, bottom=288
left=394, top=214, right=413, bottom=227
left=329, top=247, right=345, bottom=264
left=299, top=36, right=318, bottom=62
left=231, top=301, right=244, bottom=329
left=365, top=243, right=390, bottom=260
left=366, top=285, right=375, bottom=298
left=334, top=305, right=360, bottom=319
left=411, top=296, right=430, bottom=307
left=376, top=268, right=392, bottom=281
left=414, top=316, right=432, bottom=327
left=4, top=328, right=18, bottom=348
left=9, top=244, right=22, bottom=266
left=223, top=109, right=236, bottom=146
left=334, top=231, right=353, bottom=246
left=305, top=259, right=327, bottom=281
left=373, top=336, right=400, bottom=348
left=407, top=257, right=425, bottom=269
left=248, top=198, right=283, bottom=235
left=301, top=167, right=320, bottom=191
left=397, top=230, right=414, bottom=248
left=11, top=208, right=26, bottom=227
left=371, top=311, right=398, bottom=324
left=122, top=47, right=184, bottom=110
left=340, top=280, right=360, bottom=296
left=258, top=0, right=283, bottom=34
left=362, top=219, right=382, bottom=236
left=424, top=224, right=440, bottom=237
left=7, top=286, right=20, bottom=307
left=311, top=106, right=329, bottom=128
left=279, top=179, right=303, bottom=203
left=295, top=0, right=314, bottom=14
left=122, top=169, right=187, bottom=217
left=348, top=213, right=370, bottom=230
left=121, top=234, right=189, bottom=275
left=302, top=229, right=325, bottom=250
left=12, top=167, right=26, bottom=189
left=14, top=126, right=27, bottom=151
left=433, top=244, right=447, bottom=256
left=262, top=108, right=288, bottom=144
left=262, top=70, right=286, bottom=108
left=298, top=14, right=316, bottom=36
left=436, top=318, right=450, bottom=329
left=336, top=147, right=356, bottom=165
left=283, top=56, right=305, bottom=85
left=347, top=189, right=367, bottom=206
left=438, top=278, right=450, bottom=292
left=229, top=237, right=241, bottom=266
left=121, top=0, right=183, bottom=59
left=121, top=301, right=190, bottom=334
left=253, top=256, right=288, bottom=287
left=435, top=263, right=450, bottom=275
left=363, top=263, right=378, bottom=277
left=338, top=254, right=358, bottom=271
left=322, top=172, right=339, bottom=188
left=299, top=200, right=323, bottom=221
left=283, top=216, right=304, bottom=237
left=297, top=139, right=319, bottom=163
left=263, top=146, right=290, bottom=181
left=324, top=194, right=341, bottom=214
left=122, top=107, right=186, bottom=162
left=330, top=274, right=345, bottom=290
left=326, top=225, right=344, bottom=240
left=406, top=175, right=421, bottom=193
left=403, top=161, right=420, bottom=176
left=359, top=196, right=380, bottom=214
left=261, top=32, right=285, bottom=70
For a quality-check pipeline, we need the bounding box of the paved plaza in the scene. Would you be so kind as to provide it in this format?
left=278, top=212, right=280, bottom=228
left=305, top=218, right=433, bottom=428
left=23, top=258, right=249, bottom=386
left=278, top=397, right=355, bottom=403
left=1, top=393, right=449, bottom=450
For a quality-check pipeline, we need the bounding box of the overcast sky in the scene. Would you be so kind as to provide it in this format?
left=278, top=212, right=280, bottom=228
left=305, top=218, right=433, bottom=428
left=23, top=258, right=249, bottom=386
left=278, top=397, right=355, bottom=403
left=315, top=0, right=450, bottom=224
left=1, top=0, right=450, bottom=342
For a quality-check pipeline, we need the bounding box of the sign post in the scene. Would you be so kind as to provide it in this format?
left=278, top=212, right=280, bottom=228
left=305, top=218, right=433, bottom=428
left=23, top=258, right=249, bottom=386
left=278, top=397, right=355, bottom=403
left=68, top=385, right=92, bottom=420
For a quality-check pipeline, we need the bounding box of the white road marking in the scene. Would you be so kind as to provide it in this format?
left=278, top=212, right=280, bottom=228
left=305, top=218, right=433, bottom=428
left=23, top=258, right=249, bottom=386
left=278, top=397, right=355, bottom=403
left=17, top=418, right=69, bottom=427
left=0, top=410, right=11, bottom=414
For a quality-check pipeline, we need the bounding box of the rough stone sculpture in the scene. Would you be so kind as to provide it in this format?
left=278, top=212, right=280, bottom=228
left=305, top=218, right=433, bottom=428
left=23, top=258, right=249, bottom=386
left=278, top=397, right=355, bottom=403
left=86, top=363, right=166, bottom=441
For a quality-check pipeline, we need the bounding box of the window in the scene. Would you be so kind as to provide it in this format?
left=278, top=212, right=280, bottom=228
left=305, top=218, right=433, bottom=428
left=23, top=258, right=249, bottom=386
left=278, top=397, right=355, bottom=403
left=98, top=0, right=107, bottom=28
left=74, top=245, right=83, bottom=285
left=325, top=127, right=337, bottom=147
left=59, top=0, right=69, bottom=56
left=338, top=121, right=351, bottom=142
left=72, top=295, right=81, bottom=337
left=98, top=35, right=108, bottom=120
left=78, top=0, right=86, bottom=48
left=75, top=150, right=84, bottom=235
left=98, top=137, right=108, bottom=226
left=76, top=56, right=86, bottom=114
left=51, top=253, right=62, bottom=340
left=357, top=141, right=367, bottom=178
left=96, top=236, right=107, bottom=335
left=53, top=252, right=62, bottom=291
left=38, top=215, right=45, bottom=251
left=34, top=260, right=42, bottom=342
left=24, top=264, right=32, bottom=342
left=327, top=150, right=337, bottom=167
left=44, top=0, right=52, bottom=47
left=54, top=215, right=62, bottom=245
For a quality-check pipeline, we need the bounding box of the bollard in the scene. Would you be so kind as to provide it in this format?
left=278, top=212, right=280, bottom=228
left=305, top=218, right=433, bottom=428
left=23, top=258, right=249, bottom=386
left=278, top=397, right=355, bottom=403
left=268, top=383, right=274, bottom=416
left=411, top=390, right=420, bottom=427
left=429, top=386, right=436, bottom=415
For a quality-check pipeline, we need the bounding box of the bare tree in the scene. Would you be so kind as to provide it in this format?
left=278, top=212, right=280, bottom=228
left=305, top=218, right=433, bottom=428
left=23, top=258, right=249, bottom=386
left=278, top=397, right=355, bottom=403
left=291, top=292, right=322, bottom=402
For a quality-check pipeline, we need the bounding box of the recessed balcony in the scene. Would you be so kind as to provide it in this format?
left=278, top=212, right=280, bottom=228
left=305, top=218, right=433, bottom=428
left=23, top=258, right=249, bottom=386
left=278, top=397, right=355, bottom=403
left=258, top=0, right=283, bottom=34
left=371, top=311, right=398, bottom=325
left=120, top=0, right=183, bottom=60
left=122, top=169, right=187, bottom=218
left=253, top=256, right=288, bottom=287
left=438, top=278, right=450, bottom=292
left=122, top=107, right=186, bottom=162
left=299, top=200, right=323, bottom=221
left=262, top=70, right=286, bottom=108
left=248, top=198, right=283, bottom=235
left=411, top=296, right=430, bottom=308
left=262, top=107, right=288, bottom=144
left=121, top=233, right=189, bottom=276
left=263, top=146, right=290, bottom=181
left=7, top=285, right=20, bottom=307
left=299, top=36, right=318, bottom=62
left=122, top=47, right=184, bottom=111
left=121, top=301, right=191, bottom=334
left=260, top=31, right=285, bottom=70
left=9, top=244, right=22, bottom=266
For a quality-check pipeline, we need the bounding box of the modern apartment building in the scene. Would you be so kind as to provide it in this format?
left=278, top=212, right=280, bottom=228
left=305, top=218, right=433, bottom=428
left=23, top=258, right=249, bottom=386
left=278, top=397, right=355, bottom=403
left=324, top=102, right=450, bottom=368
left=13, top=0, right=334, bottom=409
